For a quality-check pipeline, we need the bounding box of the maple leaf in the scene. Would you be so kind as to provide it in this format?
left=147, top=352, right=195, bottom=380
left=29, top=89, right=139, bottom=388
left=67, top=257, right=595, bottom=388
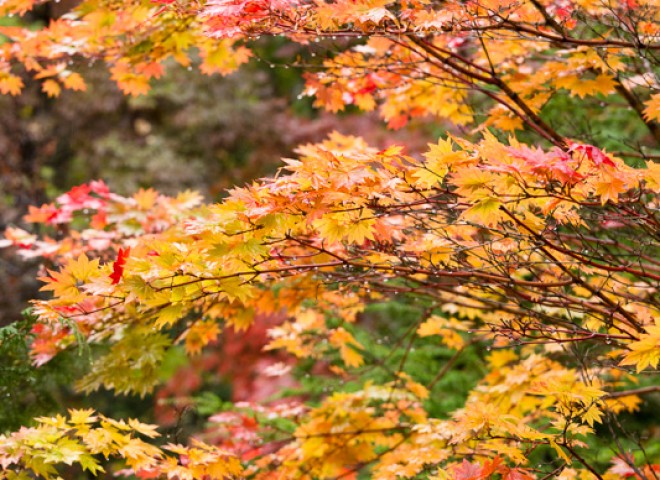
left=42, top=79, right=62, bottom=97
left=1, top=226, right=36, bottom=249
left=644, top=160, right=660, bottom=192
left=110, top=65, right=152, bottom=96
left=643, top=93, right=660, bottom=122
left=0, top=74, right=24, bottom=95
left=581, top=404, right=604, bottom=427
left=133, top=188, right=159, bottom=210
left=461, top=197, right=503, bottom=227
left=480, top=456, right=505, bottom=477
left=155, top=304, right=185, bottom=329
left=183, top=320, right=221, bottom=355
left=594, top=176, right=627, bottom=205
left=508, top=145, right=583, bottom=183
left=554, top=73, right=617, bottom=98
left=135, top=62, right=165, bottom=79
left=608, top=456, right=639, bottom=477
left=329, top=328, right=364, bottom=368
left=505, top=469, right=535, bottom=480
left=570, top=144, right=615, bottom=168
left=417, top=316, right=466, bottom=349
left=398, top=372, right=429, bottom=399
left=453, top=459, right=484, bottom=480
left=109, top=247, right=131, bottom=285
left=127, top=419, right=161, bottom=438
left=314, top=210, right=376, bottom=245
left=62, top=72, right=87, bottom=92
left=69, top=408, right=98, bottom=425
left=413, top=138, right=466, bottom=188
left=199, top=41, right=252, bottom=75
left=619, top=324, right=660, bottom=372
left=40, top=254, right=101, bottom=299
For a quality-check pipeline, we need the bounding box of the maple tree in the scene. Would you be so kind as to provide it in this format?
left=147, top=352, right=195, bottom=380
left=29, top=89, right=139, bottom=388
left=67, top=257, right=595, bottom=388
left=1, top=0, right=660, bottom=479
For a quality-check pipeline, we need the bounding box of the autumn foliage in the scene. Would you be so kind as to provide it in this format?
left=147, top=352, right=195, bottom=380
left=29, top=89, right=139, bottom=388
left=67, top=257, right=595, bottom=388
left=1, top=0, right=659, bottom=479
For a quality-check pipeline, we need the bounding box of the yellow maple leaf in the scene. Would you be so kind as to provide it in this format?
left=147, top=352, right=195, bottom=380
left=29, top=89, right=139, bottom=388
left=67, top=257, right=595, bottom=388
left=643, top=93, right=660, bottom=122
left=413, top=138, right=468, bottom=188
left=69, top=408, right=98, bottom=425
left=417, top=315, right=466, bottom=349
left=550, top=440, right=572, bottom=464
left=0, top=74, right=24, bottom=95
left=605, top=394, right=641, bottom=414
left=314, top=209, right=376, bottom=244
left=329, top=327, right=364, bottom=367
left=643, top=160, right=660, bottom=192
left=199, top=40, right=251, bottom=76
left=62, top=72, right=87, bottom=92
left=133, top=188, right=159, bottom=210
left=110, top=64, right=151, bottom=96
left=397, top=372, right=429, bottom=399
left=155, top=304, right=184, bottom=329
left=451, top=167, right=498, bottom=199
left=595, top=175, right=627, bottom=205
left=183, top=320, right=221, bottom=355
left=127, top=419, right=160, bottom=438
left=461, top=197, right=504, bottom=227
left=619, top=325, right=660, bottom=372
left=581, top=404, right=603, bottom=427
left=554, top=73, right=616, bottom=98
left=40, top=254, right=101, bottom=300
left=42, top=79, right=62, bottom=98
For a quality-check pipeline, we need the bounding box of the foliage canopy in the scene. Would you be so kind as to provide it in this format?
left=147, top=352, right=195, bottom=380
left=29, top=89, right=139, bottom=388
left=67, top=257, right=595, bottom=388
left=1, top=0, right=659, bottom=479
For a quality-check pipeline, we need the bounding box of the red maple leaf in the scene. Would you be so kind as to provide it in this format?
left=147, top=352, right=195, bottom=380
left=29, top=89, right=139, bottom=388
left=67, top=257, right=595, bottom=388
left=570, top=143, right=615, bottom=167
left=109, top=247, right=131, bottom=284
left=480, top=456, right=505, bottom=477
left=505, top=469, right=535, bottom=480
left=453, top=459, right=484, bottom=480
left=508, top=145, right=584, bottom=183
